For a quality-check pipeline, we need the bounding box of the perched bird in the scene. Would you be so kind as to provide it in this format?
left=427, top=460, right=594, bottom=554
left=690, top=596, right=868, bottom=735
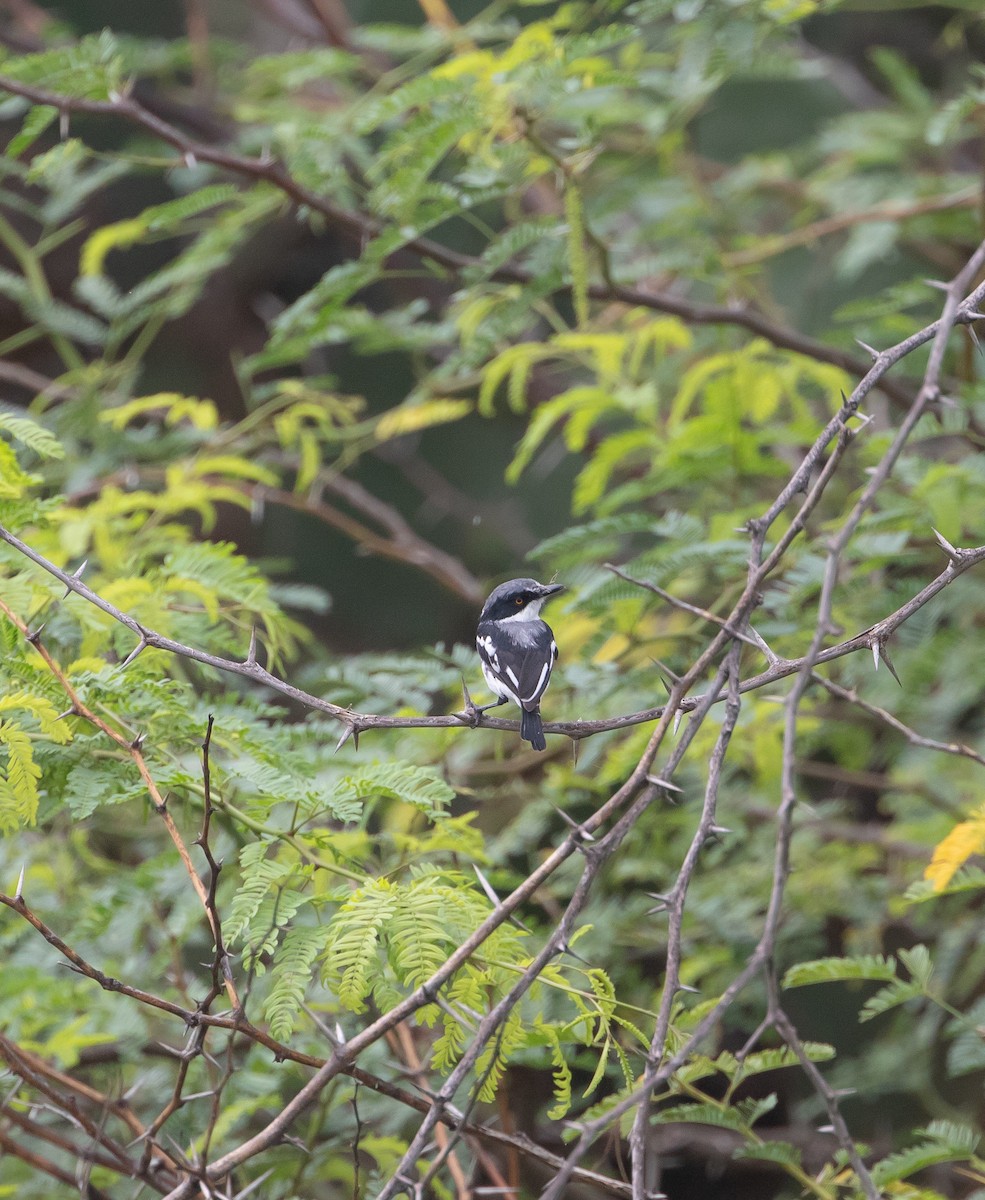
left=475, top=578, right=564, bottom=751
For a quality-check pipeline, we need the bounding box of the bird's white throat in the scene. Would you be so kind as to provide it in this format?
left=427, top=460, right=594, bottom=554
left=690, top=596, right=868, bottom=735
left=499, top=599, right=547, bottom=623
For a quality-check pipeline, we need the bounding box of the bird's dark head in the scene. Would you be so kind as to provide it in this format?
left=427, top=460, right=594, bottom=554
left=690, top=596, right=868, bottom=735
left=479, top=578, right=564, bottom=623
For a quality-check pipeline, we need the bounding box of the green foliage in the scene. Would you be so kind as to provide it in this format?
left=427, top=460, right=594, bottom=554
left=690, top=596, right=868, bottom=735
left=782, top=954, right=899, bottom=988
left=870, top=1121, right=981, bottom=1187
left=2, top=1, right=985, bottom=1197
left=784, top=946, right=938, bottom=1025
left=262, top=922, right=326, bottom=1040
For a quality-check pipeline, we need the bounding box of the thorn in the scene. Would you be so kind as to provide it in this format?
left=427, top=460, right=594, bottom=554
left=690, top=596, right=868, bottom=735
left=645, top=891, right=671, bottom=914
left=651, top=658, right=681, bottom=687
left=14, top=864, right=25, bottom=901
left=557, top=939, right=591, bottom=966
left=673, top=709, right=684, bottom=736
left=968, top=325, right=983, bottom=356
left=748, top=629, right=782, bottom=667
left=932, top=528, right=962, bottom=563
left=854, top=338, right=880, bottom=361
left=852, top=411, right=874, bottom=428
left=646, top=775, right=683, bottom=793
left=55, top=707, right=76, bottom=722
left=184, top=151, right=198, bottom=170
left=879, top=642, right=903, bottom=688
left=459, top=677, right=482, bottom=728
left=923, top=278, right=949, bottom=292
left=708, top=824, right=733, bottom=838
left=964, top=309, right=985, bottom=321
left=676, top=982, right=700, bottom=995
left=335, top=725, right=354, bottom=753
left=245, top=625, right=258, bottom=667
left=335, top=1022, right=346, bottom=1046
left=26, top=622, right=46, bottom=644
left=471, top=864, right=500, bottom=907
left=121, top=637, right=149, bottom=669
left=871, top=639, right=880, bottom=672
left=552, top=805, right=596, bottom=842
left=62, top=559, right=88, bottom=597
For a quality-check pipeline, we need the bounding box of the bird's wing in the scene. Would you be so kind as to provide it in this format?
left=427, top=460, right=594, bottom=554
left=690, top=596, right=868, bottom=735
left=477, top=621, right=557, bottom=711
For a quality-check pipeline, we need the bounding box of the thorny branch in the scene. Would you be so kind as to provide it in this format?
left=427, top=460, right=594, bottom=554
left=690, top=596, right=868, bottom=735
left=1, top=66, right=985, bottom=1200
left=2, top=521, right=984, bottom=745
left=0, top=73, right=921, bottom=408
left=0, top=887, right=637, bottom=1197
left=2, top=254, right=985, bottom=1197
left=543, top=243, right=985, bottom=1200
left=627, top=644, right=743, bottom=1200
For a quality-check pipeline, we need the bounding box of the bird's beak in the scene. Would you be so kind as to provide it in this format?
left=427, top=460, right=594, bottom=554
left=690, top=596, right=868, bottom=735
left=539, top=583, right=565, bottom=597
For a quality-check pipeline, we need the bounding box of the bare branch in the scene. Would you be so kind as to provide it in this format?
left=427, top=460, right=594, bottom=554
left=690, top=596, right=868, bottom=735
left=538, top=237, right=985, bottom=1200
left=630, top=643, right=743, bottom=1199
left=3, top=519, right=982, bottom=745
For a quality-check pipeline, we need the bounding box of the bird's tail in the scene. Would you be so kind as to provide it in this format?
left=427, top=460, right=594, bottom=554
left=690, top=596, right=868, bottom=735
left=520, top=707, right=546, bottom=752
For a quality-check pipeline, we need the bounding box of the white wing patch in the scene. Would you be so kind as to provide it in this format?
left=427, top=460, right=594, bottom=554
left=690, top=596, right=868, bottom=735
left=477, top=634, right=499, bottom=672
left=481, top=660, right=519, bottom=705
left=505, top=665, right=520, bottom=688
left=521, top=660, right=549, bottom=704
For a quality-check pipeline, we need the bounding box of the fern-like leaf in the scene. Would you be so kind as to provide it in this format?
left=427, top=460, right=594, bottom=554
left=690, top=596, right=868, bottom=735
left=388, top=881, right=455, bottom=988
left=225, top=843, right=295, bottom=944
left=655, top=1095, right=778, bottom=1132
left=872, top=1138, right=975, bottom=1187
left=0, top=413, right=64, bottom=460
left=263, top=924, right=326, bottom=1041
left=327, top=880, right=399, bottom=1012
left=338, top=762, right=455, bottom=817
left=0, top=720, right=41, bottom=832
left=782, top=955, right=897, bottom=988
left=733, top=1141, right=803, bottom=1168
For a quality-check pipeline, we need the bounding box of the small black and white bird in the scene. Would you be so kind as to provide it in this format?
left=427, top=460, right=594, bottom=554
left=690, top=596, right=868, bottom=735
left=475, top=577, right=564, bottom=751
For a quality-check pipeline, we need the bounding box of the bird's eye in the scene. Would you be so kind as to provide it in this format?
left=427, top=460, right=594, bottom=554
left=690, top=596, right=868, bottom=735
left=515, top=596, right=524, bottom=605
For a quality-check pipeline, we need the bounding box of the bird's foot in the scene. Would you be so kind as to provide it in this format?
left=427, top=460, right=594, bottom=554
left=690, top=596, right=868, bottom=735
left=458, top=679, right=505, bottom=728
